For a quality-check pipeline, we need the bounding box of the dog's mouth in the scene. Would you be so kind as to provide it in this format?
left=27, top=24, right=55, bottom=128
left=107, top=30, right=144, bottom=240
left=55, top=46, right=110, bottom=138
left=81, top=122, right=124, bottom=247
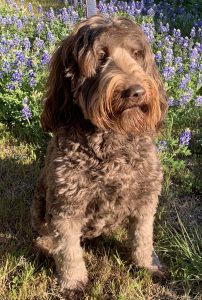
left=123, top=103, right=149, bottom=114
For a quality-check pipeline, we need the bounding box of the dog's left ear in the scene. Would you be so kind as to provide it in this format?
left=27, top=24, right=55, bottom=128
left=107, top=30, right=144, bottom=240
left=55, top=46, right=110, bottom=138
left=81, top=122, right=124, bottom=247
left=144, top=48, right=168, bottom=129
left=41, top=34, right=78, bottom=132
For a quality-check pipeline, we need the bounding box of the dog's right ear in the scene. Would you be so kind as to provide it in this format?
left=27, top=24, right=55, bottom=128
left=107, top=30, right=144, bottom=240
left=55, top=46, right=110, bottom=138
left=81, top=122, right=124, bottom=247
left=41, top=35, right=77, bottom=132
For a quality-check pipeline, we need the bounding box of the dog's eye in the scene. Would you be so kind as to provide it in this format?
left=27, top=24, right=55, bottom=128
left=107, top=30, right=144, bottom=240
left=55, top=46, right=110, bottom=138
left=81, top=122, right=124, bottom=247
left=98, top=50, right=108, bottom=64
left=131, top=49, right=143, bottom=60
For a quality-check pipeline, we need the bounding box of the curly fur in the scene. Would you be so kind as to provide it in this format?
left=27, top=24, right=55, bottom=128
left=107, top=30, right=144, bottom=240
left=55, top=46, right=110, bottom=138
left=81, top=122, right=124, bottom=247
left=31, top=15, right=167, bottom=296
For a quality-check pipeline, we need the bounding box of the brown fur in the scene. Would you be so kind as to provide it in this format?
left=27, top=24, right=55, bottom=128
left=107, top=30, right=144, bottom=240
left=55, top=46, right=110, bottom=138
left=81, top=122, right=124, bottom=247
left=31, top=16, right=167, bottom=296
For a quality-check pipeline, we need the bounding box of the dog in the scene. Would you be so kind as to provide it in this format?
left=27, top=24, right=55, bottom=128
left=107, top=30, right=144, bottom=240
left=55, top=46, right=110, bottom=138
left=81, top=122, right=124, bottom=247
left=31, top=15, right=167, bottom=296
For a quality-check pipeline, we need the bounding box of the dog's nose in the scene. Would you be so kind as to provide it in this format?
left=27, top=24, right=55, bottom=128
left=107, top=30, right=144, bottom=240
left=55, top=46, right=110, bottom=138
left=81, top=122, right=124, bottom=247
left=122, top=85, right=145, bottom=98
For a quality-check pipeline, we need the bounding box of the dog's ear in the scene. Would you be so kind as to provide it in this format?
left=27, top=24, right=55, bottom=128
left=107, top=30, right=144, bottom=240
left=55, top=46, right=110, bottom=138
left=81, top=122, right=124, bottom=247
left=41, top=35, right=77, bottom=132
left=144, top=47, right=168, bottom=130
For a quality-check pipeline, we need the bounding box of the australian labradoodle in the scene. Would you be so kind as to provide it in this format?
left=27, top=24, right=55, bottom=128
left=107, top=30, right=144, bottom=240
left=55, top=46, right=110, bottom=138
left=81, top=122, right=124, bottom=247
left=31, top=15, right=167, bottom=296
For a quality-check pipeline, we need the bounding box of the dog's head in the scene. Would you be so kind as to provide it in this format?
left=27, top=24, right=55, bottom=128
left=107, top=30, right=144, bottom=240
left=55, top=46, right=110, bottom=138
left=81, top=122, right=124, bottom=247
left=42, top=16, right=167, bottom=134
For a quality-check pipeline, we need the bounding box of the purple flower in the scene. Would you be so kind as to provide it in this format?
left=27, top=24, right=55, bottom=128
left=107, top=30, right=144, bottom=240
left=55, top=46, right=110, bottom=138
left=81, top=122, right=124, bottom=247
left=23, top=37, right=31, bottom=50
left=36, top=22, right=44, bottom=35
left=37, top=5, right=43, bottom=14
left=13, top=34, right=20, bottom=46
left=2, top=61, right=11, bottom=74
left=61, top=8, right=69, bottom=23
left=190, top=27, right=196, bottom=38
left=189, top=59, right=197, bottom=71
left=47, top=31, right=55, bottom=44
left=179, top=129, right=191, bottom=146
left=178, top=74, right=190, bottom=90
left=182, top=37, right=189, bottom=48
left=6, top=83, right=15, bottom=90
left=168, top=98, right=177, bottom=106
left=11, top=70, right=22, bottom=84
left=156, top=140, right=168, bottom=152
left=41, top=52, right=50, bottom=65
left=46, top=8, right=55, bottom=22
left=28, top=3, right=33, bottom=13
left=155, top=51, right=162, bottom=63
left=26, top=58, right=33, bottom=67
left=141, top=22, right=154, bottom=42
left=34, top=38, right=45, bottom=50
left=195, top=96, right=202, bottom=107
left=22, top=98, right=32, bottom=120
left=179, top=89, right=193, bottom=106
left=14, top=51, right=25, bottom=65
left=159, top=22, right=169, bottom=34
left=165, top=48, right=173, bottom=65
left=28, top=69, right=36, bottom=87
left=162, top=66, right=175, bottom=81
left=16, top=19, right=23, bottom=29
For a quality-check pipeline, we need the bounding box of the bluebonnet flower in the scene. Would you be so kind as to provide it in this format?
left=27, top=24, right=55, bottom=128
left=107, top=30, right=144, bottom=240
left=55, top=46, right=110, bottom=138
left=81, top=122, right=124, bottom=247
left=168, top=97, right=177, bottom=106
left=165, top=48, right=173, bottom=65
left=37, top=5, right=43, bottom=14
left=189, top=47, right=199, bottom=59
left=156, top=140, right=168, bottom=152
left=41, top=52, right=50, bottom=65
left=182, top=37, right=189, bottom=48
left=34, top=38, right=45, bottom=50
left=28, top=3, right=33, bottom=13
left=26, top=58, right=33, bottom=67
left=5, top=16, right=12, bottom=25
left=156, top=40, right=163, bottom=48
left=46, top=8, right=55, bottom=22
left=47, top=31, right=55, bottom=44
left=141, top=22, right=154, bottom=42
left=14, top=51, right=25, bottom=65
left=179, top=89, right=193, bottom=106
left=61, top=7, right=69, bottom=23
left=199, top=64, right=202, bottom=72
left=11, top=69, right=22, bottom=84
left=13, top=33, right=20, bottom=46
left=179, top=129, right=191, bottom=146
left=162, top=66, right=175, bottom=81
left=190, top=27, right=196, bottom=38
left=173, top=28, right=181, bottom=41
left=178, top=74, right=190, bottom=90
left=0, top=71, right=3, bottom=79
left=159, top=22, right=169, bottom=34
left=147, top=8, right=155, bottom=16
left=23, top=37, right=31, bottom=50
left=189, top=58, right=197, bottom=71
left=155, top=51, right=162, bottom=63
left=28, top=69, right=36, bottom=87
left=36, top=22, right=44, bottom=35
left=6, top=83, right=15, bottom=90
left=22, top=98, right=32, bottom=120
left=174, top=56, right=184, bottom=73
left=16, top=19, right=23, bottom=29
left=2, top=61, right=11, bottom=74
left=195, top=96, right=202, bottom=107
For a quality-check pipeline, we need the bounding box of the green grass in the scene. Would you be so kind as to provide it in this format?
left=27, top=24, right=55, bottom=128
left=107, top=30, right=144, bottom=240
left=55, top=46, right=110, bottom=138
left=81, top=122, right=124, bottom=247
left=0, top=123, right=201, bottom=300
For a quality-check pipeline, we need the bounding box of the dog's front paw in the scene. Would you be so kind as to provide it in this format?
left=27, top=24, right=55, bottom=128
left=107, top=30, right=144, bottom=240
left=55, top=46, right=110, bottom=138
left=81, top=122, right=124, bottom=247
left=147, top=252, right=168, bottom=279
left=59, top=270, right=88, bottom=298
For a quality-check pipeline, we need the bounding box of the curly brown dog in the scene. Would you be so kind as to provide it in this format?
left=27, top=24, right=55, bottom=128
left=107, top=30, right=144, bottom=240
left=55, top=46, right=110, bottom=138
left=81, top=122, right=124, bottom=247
left=31, top=15, right=167, bottom=296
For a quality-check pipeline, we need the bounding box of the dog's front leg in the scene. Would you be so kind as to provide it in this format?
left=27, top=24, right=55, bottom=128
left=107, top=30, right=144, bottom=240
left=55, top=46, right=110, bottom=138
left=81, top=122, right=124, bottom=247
left=50, top=216, right=88, bottom=295
left=127, top=194, right=164, bottom=274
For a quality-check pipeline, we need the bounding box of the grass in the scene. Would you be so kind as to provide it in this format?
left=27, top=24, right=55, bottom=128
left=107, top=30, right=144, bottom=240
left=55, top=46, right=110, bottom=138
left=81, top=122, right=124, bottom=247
left=0, top=123, right=201, bottom=299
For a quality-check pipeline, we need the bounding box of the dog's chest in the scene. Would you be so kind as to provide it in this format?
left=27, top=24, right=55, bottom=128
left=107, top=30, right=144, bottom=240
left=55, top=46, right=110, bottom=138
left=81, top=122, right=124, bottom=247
left=53, top=132, right=162, bottom=238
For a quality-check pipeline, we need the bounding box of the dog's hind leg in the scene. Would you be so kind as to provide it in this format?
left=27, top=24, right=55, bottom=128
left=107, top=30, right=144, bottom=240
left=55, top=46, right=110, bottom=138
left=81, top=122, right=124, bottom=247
left=31, top=169, right=54, bottom=256
left=50, top=216, right=88, bottom=295
left=127, top=193, right=164, bottom=275
left=31, top=169, right=47, bottom=234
